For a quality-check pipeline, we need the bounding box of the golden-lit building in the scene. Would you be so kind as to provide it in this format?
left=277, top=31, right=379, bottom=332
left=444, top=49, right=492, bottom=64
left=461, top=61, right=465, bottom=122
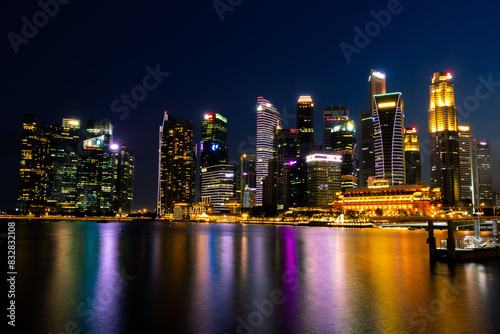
left=404, top=127, right=421, bottom=185
left=428, top=72, right=460, bottom=205
left=157, top=112, right=196, bottom=216
left=336, top=181, right=441, bottom=215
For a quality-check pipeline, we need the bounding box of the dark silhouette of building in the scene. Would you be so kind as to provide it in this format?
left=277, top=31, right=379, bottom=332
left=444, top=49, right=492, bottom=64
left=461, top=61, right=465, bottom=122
left=297, top=96, right=314, bottom=157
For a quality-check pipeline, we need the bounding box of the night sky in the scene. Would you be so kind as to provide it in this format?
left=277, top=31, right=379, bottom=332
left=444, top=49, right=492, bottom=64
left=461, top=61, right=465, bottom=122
left=1, top=0, right=500, bottom=211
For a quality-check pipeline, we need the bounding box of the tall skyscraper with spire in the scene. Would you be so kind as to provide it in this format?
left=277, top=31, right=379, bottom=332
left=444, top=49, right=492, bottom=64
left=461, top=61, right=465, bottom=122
left=428, top=72, right=461, bottom=205
left=256, top=97, right=281, bottom=205
left=359, top=70, right=386, bottom=187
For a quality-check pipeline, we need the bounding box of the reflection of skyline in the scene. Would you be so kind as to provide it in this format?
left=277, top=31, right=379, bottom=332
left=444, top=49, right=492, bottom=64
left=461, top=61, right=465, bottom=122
left=13, top=222, right=500, bottom=333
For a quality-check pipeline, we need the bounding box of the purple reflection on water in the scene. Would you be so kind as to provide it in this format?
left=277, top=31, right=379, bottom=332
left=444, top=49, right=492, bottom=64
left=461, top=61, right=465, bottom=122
left=281, top=227, right=299, bottom=326
left=90, top=226, right=123, bottom=332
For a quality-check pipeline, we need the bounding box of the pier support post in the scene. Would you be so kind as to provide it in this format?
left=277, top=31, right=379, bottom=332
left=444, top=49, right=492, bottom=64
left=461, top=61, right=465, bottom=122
left=447, top=220, right=456, bottom=261
left=427, top=220, right=436, bottom=261
left=474, top=215, right=481, bottom=238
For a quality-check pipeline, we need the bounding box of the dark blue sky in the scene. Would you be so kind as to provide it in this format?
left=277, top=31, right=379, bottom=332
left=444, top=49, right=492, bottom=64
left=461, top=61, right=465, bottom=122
left=1, top=0, right=500, bottom=211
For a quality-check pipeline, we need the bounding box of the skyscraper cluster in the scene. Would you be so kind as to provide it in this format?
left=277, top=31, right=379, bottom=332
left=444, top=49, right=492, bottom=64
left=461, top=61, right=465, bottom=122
left=16, top=70, right=494, bottom=217
left=17, top=115, right=134, bottom=215
left=152, top=69, right=494, bottom=216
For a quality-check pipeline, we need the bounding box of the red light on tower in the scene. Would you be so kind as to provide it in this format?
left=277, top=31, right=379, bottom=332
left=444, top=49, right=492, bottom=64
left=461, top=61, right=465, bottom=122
left=164, top=110, right=168, bottom=114
left=412, top=126, right=417, bottom=132
left=446, top=72, right=452, bottom=78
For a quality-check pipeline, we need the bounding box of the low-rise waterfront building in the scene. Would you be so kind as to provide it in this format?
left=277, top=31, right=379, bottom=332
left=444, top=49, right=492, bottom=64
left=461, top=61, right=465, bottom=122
left=336, top=181, right=441, bottom=215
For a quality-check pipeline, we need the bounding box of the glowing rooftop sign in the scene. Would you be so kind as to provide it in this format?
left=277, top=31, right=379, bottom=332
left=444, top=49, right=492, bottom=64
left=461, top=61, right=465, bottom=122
left=458, top=126, right=470, bottom=131
left=306, top=154, right=342, bottom=163
left=378, top=102, right=396, bottom=108
left=215, top=113, right=227, bottom=123
left=372, top=71, right=385, bottom=79
left=110, top=144, right=119, bottom=151
left=298, top=96, right=313, bottom=103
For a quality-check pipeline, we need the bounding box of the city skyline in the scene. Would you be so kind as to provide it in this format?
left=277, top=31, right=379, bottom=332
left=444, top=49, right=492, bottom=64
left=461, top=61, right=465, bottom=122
left=2, top=1, right=500, bottom=211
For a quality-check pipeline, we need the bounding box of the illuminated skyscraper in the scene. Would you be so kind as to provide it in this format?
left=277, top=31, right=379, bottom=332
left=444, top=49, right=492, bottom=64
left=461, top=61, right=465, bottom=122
left=200, top=164, right=234, bottom=213
left=404, top=127, right=421, bottom=185
left=157, top=112, right=196, bottom=216
left=458, top=126, right=474, bottom=202
left=297, top=96, right=314, bottom=156
left=474, top=140, right=493, bottom=206
left=369, top=70, right=386, bottom=113
left=428, top=72, right=461, bottom=205
left=256, top=97, right=281, bottom=205
left=359, top=70, right=386, bottom=187
left=17, top=114, right=50, bottom=213
left=326, top=110, right=358, bottom=192
left=240, top=154, right=256, bottom=208
left=200, top=112, right=228, bottom=198
left=48, top=118, right=80, bottom=212
left=373, top=92, right=404, bottom=185
left=306, top=154, right=342, bottom=207
left=112, top=144, right=135, bottom=215
left=323, top=105, right=349, bottom=151
left=275, top=128, right=298, bottom=209
left=76, top=119, right=114, bottom=214
left=200, top=113, right=228, bottom=168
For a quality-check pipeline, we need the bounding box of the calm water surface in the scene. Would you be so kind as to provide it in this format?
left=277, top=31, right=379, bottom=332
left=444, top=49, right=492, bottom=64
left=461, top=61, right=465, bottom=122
left=11, top=221, right=500, bottom=333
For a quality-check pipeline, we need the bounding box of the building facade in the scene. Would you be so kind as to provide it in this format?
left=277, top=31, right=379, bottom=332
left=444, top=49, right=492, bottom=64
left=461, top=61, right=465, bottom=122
left=474, top=140, right=493, bottom=206
left=337, top=183, right=441, bottom=215
left=112, top=145, right=135, bottom=215
left=428, top=72, right=461, bottom=205
left=263, top=158, right=278, bottom=207
left=458, top=125, right=474, bottom=202
left=256, top=97, right=281, bottom=205
left=404, top=127, right=422, bottom=185
left=306, top=154, right=342, bottom=207
left=240, top=154, right=256, bottom=208
left=359, top=70, right=386, bottom=188
left=200, top=113, right=228, bottom=169
left=329, top=116, right=358, bottom=192
left=157, top=112, right=196, bottom=216
left=48, top=118, right=80, bottom=212
left=275, top=128, right=298, bottom=210
left=358, top=108, right=373, bottom=188
left=200, top=164, right=235, bottom=213
left=17, top=115, right=50, bottom=213
left=373, top=92, right=405, bottom=185
left=297, top=96, right=314, bottom=156
left=75, top=120, right=115, bottom=214
left=323, top=105, right=349, bottom=151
